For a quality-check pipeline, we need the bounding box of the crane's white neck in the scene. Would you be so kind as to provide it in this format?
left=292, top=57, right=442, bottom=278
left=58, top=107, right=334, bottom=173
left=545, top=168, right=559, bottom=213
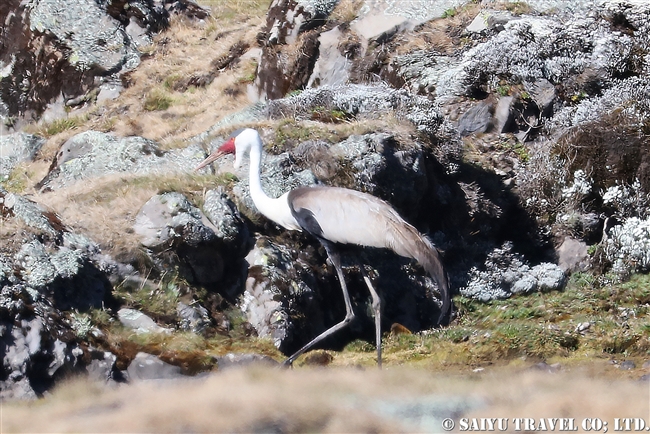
left=243, top=133, right=300, bottom=231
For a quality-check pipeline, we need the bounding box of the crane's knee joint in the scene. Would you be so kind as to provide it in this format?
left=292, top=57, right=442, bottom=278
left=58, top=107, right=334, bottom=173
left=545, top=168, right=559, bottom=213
left=343, top=312, right=355, bottom=324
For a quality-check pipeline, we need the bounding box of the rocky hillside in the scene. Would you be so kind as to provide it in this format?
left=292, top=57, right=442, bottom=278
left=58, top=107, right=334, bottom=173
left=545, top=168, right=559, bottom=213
left=1, top=0, right=649, bottom=401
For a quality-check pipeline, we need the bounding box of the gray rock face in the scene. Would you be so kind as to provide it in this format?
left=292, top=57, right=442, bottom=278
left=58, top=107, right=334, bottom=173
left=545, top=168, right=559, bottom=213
left=133, top=191, right=251, bottom=289
left=465, top=10, right=514, bottom=34
left=40, top=131, right=205, bottom=190
left=457, top=100, right=494, bottom=136
left=30, top=0, right=140, bottom=73
left=126, top=352, right=185, bottom=381
left=557, top=237, right=590, bottom=273
left=307, top=27, right=349, bottom=88
left=0, top=133, right=46, bottom=178
left=177, top=302, right=211, bottom=333
left=354, top=0, right=464, bottom=42
left=241, top=237, right=315, bottom=349
left=118, top=308, right=171, bottom=334
left=201, top=188, right=252, bottom=257
left=134, top=192, right=224, bottom=285
left=86, top=350, right=122, bottom=384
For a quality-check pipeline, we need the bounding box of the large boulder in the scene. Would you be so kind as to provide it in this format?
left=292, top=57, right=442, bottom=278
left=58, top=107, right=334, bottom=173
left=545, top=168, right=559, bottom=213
left=133, top=191, right=252, bottom=292
left=0, top=133, right=46, bottom=178
left=39, top=131, right=205, bottom=190
left=0, top=188, right=132, bottom=398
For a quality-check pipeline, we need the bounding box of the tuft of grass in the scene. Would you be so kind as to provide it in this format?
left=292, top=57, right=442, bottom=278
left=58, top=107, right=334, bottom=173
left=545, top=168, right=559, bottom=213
left=503, top=1, right=533, bottom=15
left=114, top=273, right=183, bottom=319
left=442, top=8, right=457, bottom=18
left=30, top=115, right=87, bottom=137
left=163, top=73, right=185, bottom=91
left=310, top=106, right=351, bottom=123
left=1, top=165, right=32, bottom=193
left=144, top=89, right=174, bottom=111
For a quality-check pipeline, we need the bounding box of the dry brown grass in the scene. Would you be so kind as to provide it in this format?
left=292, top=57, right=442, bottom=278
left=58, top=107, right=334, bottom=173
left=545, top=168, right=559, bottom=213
left=30, top=172, right=226, bottom=263
left=2, top=364, right=648, bottom=433
left=329, top=0, right=365, bottom=23
left=96, top=15, right=264, bottom=146
left=391, top=2, right=481, bottom=56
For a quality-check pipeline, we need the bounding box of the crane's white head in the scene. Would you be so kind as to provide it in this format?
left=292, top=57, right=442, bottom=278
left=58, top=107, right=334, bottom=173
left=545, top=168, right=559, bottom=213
left=195, top=128, right=260, bottom=171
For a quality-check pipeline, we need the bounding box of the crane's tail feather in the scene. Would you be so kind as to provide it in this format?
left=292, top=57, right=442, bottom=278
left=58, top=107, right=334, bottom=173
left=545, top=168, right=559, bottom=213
left=386, top=222, right=450, bottom=325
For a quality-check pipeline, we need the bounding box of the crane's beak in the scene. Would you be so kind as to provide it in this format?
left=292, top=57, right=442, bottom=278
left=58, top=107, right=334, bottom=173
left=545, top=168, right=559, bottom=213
left=195, top=137, right=237, bottom=171
left=194, top=150, right=226, bottom=171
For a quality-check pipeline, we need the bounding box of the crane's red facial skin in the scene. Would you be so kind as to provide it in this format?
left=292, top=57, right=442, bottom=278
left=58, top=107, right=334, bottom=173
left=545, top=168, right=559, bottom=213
left=194, top=137, right=236, bottom=171
left=219, top=137, right=236, bottom=154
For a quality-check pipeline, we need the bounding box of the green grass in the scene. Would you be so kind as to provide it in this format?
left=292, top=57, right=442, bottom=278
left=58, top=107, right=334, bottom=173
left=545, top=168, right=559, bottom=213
left=28, top=115, right=88, bottom=137
left=93, top=247, right=650, bottom=371
left=342, top=272, right=650, bottom=367
left=144, top=89, right=174, bottom=111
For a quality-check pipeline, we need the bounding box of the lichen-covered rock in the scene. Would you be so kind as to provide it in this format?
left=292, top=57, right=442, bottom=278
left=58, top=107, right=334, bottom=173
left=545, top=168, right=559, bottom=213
left=437, top=6, right=649, bottom=103
left=0, top=188, right=136, bottom=398
left=40, top=131, right=205, bottom=190
left=29, top=0, right=141, bottom=73
left=461, top=243, right=566, bottom=301
left=133, top=191, right=252, bottom=289
left=0, top=0, right=160, bottom=123
left=0, top=133, right=46, bottom=178
left=551, top=77, right=650, bottom=133
left=392, top=51, right=458, bottom=97
left=118, top=308, right=171, bottom=334
left=267, top=84, right=461, bottom=169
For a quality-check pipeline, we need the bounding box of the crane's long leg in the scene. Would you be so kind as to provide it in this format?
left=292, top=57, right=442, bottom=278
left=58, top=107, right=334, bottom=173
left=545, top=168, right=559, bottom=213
left=357, top=261, right=382, bottom=368
left=283, top=241, right=355, bottom=366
